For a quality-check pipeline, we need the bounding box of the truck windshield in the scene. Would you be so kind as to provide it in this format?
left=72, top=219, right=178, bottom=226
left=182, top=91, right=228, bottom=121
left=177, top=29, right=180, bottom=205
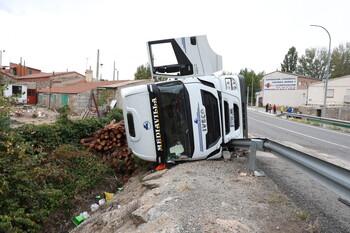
left=156, top=81, right=194, bottom=161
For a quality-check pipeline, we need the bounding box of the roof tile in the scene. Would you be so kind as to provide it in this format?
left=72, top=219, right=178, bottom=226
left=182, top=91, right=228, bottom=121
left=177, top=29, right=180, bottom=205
left=38, top=81, right=127, bottom=94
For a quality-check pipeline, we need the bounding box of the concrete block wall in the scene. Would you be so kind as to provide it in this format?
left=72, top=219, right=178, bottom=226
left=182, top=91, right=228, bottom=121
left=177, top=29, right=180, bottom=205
left=299, top=105, right=350, bottom=121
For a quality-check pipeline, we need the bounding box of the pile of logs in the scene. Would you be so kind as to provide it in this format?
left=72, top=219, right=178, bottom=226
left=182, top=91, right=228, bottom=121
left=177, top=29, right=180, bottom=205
left=80, top=120, right=137, bottom=182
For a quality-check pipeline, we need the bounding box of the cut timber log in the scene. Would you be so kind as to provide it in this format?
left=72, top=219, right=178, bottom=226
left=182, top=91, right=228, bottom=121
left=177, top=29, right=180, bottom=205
left=80, top=120, right=135, bottom=182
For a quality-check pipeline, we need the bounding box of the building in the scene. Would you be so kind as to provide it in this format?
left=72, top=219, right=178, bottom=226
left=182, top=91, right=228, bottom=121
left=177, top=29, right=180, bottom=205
left=256, top=71, right=320, bottom=108
left=299, top=75, right=350, bottom=119
left=0, top=70, right=28, bottom=103
left=7, top=63, right=42, bottom=77
left=1, top=63, right=86, bottom=104
left=307, top=75, right=350, bottom=106
left=38, top=81, right=123, bottom=113
left=37, top=79, right=153, bottom=114
left=97, top=79, right=154, bottom=109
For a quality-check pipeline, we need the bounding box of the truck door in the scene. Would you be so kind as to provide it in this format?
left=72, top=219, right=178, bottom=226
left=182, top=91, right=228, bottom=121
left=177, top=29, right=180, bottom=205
left=186, top=84, right=223, bottom=160
left=221, top=77, right=243, bottom=142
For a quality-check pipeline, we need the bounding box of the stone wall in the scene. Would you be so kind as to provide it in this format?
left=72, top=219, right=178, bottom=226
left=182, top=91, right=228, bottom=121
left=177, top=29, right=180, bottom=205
left=38, top=90, right=95, bottom=114
left=299, top=105, right=350, bottom=121
left=73, top=90, right=96, bottom=113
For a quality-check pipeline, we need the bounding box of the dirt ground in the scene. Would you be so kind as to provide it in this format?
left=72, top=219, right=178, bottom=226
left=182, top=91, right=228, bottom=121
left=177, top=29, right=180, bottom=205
left=71, top=154, right=318, bottom=233
left=10, top=106, right=82, bottom=126
left=10, top=106, right=59, bottom=126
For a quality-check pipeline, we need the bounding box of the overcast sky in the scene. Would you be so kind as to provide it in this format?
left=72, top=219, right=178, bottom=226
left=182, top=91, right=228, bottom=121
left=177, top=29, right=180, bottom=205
left=1, top=0, right=349, bottom=80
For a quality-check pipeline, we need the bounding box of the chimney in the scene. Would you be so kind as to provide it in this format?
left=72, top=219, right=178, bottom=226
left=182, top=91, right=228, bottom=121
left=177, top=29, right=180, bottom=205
left=85, top=69, right=93, bottom=82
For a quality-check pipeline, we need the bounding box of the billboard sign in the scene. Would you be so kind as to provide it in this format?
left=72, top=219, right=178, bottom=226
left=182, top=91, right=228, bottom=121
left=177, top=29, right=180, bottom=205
left=264, top=77, right=297, bottom=90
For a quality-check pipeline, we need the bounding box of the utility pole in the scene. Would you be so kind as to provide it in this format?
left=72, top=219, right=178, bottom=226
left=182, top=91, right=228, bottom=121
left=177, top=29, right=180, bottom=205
left=48, top=72, right=53, bottom=109
left=96, top=49, right=100, bottom=81
left=0, top=50, right=5, bottom=67
left=311, top=25, right=331, bottom=118
left=113, top=61, right=119, bottom=80
left=251, top=77, right=254, bottom=106
left=247, top=86, right=249, bottom=106
left=113, top=61, right=116, bottom=81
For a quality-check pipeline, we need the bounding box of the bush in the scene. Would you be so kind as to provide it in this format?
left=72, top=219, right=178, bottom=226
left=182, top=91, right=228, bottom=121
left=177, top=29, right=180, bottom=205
left=55, top=118, right=105, bottom=148
left=0, top=143, right=112, bottom=233
left=0, top=113, right=125, bottom=232
left=104, top=107, right=123, bottom=123
left=15, top=117, right=105, bottom=154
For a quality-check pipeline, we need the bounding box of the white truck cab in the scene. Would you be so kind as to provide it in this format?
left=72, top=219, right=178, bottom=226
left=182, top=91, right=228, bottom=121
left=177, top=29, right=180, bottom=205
left=122, top=35, right=247, bottom=163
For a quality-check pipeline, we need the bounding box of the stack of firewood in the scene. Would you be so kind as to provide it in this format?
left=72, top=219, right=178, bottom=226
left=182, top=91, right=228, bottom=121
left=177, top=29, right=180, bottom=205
left=80, top=120, right=137, bottom=182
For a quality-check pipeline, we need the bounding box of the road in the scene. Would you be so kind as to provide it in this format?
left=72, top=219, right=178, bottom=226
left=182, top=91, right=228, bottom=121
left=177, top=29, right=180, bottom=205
left=247, top=108, right=350, bottom=233
left=248, top=108, right=350, bottom=168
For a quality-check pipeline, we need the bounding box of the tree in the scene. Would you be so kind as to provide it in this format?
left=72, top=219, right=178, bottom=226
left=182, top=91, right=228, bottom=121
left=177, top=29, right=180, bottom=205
left=281, top=47, right=298, bottom=73
left=297, top=47, right=328, bottom=79
left=330, top=42, right=350, bottom=78
left=239, top=68, right=264, bottom=105
left=134, top=63, right=151, bottom=79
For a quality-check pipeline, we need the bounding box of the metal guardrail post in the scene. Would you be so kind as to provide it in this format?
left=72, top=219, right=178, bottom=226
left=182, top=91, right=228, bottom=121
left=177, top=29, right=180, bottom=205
left=248, top=141, right=257, bottom=172
left=227, top=138, right=264, bottom=172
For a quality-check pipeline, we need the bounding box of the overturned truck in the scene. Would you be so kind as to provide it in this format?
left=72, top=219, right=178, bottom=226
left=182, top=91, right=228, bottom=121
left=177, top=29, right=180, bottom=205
left=121, top=35, right=248, bottom=163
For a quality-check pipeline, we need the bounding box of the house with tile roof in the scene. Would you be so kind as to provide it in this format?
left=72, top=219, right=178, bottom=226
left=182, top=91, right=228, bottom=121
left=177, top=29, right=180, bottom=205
left=1, top=63, right=86, bottom=104
left=37, top=79, right=153, bottom=114
left=38, top=81, right=123, bottom=113
left=38, top=79, right=152, bottom=114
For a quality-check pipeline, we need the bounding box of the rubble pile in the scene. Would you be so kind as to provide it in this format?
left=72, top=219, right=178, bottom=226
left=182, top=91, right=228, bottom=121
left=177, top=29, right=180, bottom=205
left=13, top=107, right=57, bottom=119
left=81, top=120, right=137, bottom=182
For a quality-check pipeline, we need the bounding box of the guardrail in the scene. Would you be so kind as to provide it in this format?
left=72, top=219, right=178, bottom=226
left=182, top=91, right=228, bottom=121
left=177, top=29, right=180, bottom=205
left=227, top=138, right=350, bottom=203
left=283, top=113, right=350, bottom=129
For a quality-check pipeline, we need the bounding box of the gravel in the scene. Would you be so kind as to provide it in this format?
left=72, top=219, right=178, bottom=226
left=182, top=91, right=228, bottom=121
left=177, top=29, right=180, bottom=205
left=72, top=155, right=313, bottom=233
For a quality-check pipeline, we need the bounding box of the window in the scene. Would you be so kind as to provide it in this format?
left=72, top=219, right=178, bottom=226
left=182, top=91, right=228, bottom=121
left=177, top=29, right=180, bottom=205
left=234, top=104, right=240, bottom=130
left=327, top=89, right=334, bottom=98
left=61, top=94, right=69, bottom=105
left=127, top=113, right=136, bottom=137
left=53, top=94, right=57, bottom=103
left=149, top=39, right=193, bottom=76
left=39, top=94, right=43, bottom=103
left=201, top=90, right=220, bottom=149
left=29, top=70, right=32, bottom=74
left=156, top=81, right=193, bottom=159
left=224, top=101, right=230, bottom=135
left=12, top=86, right=22, bottom=96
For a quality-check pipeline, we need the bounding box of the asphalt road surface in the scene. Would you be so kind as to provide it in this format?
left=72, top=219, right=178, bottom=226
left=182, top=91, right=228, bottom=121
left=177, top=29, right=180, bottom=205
left=248, top=108, right=350, bottom=232
left=248, top=108, right=350, bottom=168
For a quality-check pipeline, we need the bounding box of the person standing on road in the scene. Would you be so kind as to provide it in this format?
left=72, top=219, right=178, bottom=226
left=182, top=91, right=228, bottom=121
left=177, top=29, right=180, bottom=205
left=268, top=104, right=272, bottom=113
left=280, top=106, right=284, bottom=114
left=265, top=103, right=269, bottom=112
left=273, top=104, right=277, bottom=114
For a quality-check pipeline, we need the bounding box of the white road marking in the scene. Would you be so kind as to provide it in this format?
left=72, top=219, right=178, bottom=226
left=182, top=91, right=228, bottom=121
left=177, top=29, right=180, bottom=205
left=248, top=109, right=350, bottom=137
left=250, top=117, right=350, bottom=150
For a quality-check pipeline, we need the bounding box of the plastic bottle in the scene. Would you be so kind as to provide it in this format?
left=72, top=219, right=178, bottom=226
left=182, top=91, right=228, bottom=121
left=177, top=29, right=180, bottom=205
left=90, top=203, right=99, bottom=212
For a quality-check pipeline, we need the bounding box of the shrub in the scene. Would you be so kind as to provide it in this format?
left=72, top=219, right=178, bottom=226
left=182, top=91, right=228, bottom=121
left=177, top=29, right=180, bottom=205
left=104, top=107, right=123, bottom=123
left=55, top=118, right=104, bottom=148
left=0, top=143, right=112, bottom=233
left=56, top=105, right=71, bottom=121
left=0, top=113, right=126, bottom=232
left=15, top=118, right=105, bottom=154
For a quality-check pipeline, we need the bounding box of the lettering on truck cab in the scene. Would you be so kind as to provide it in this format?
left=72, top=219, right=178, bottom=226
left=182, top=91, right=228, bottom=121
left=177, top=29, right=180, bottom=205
left=151, top=97, right=163, bottom=152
